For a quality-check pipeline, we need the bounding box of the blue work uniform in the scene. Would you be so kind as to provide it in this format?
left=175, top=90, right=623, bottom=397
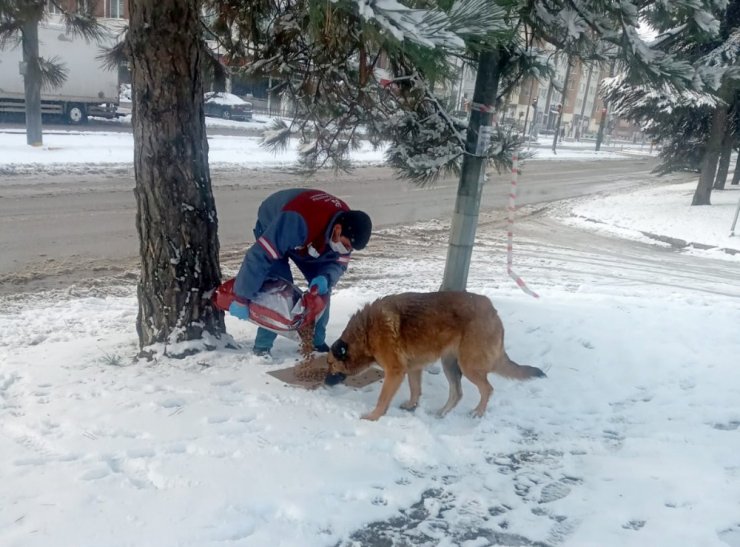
left=234, top=189, right=352, bottom=351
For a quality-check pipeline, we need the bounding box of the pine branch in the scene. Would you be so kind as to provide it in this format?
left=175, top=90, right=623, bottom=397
left=38, top=55, right=68, bottom=89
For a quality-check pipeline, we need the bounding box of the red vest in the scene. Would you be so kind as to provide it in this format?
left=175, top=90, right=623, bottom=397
left=283, top=190, right=349, bottom=254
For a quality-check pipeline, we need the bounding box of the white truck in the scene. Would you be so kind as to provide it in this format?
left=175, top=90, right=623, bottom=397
left=0, top=20, right=119, bottom=124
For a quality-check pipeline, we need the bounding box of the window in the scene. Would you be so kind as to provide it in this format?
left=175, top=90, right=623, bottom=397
left=107, top=0, right=124, bottom=18
left=47, top=1, right=61, bottom=14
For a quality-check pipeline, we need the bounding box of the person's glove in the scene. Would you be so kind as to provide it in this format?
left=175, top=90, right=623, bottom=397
left=229, top=301, right=249, bottom=320
left=309, top=276, right=329, bottom=295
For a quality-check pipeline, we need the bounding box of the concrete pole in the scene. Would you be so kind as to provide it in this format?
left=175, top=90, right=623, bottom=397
left=596, top=60, right=616, bottom=152
left=729, top=194, right=740, bottom=236
left=521, top=78, right=535, bottom=141
left=441, top=48, right=503, bottom=291
left=578, top=63, right=594, bottom=138
left=552, top=57, right=572, bottom=154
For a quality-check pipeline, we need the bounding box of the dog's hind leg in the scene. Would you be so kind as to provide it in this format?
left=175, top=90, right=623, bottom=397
left=437, top=356, right=463, bottom=418
left=462, top=367, right=494, bottom=418
left=400, top=368, right=422, bottom=411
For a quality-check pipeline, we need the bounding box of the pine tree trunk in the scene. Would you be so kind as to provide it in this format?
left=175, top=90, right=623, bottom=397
left=731, top=149, right=740, bottom=185
left=692, top=104, right=727, bottom=205
left=21, top=17, right=43, bottom=146
left=713, top=129, right=732, bottom=190
left=128, top=0, right=224, bottom=352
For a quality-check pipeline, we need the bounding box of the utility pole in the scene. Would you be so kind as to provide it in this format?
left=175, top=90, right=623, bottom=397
left=596, top=60, right=616, bottom=151
left=456, top=59, right=466, bottom=111
left=21, top=18, right=43, bottom=146
left=521, top=78, right=536, bottom=140
left=577, top=63, right=594, bottom=140
left=551, top=57, right=572, bottom=154
left=441, top=47, right=504, bottom=291
left=543, top=80, right=554, bottom=129
left=267, top=75, right=273, bottom=115
left=730, top=193, right=740, bottom=236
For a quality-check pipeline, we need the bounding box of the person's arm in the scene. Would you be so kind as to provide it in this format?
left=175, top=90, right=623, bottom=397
left=233, top=212, right=307, bottom=300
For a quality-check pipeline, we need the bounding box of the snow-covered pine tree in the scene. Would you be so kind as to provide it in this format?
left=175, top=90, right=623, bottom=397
left=604, top=0, right=740, bottom=205
left=205, top=0, right=547, bottom=181
left=206, top=0, right=727, bottom=291
left=205, top=1, right=723, bottom=178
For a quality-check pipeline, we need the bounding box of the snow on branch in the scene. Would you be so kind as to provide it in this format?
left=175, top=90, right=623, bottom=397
left=349, top=0, right=507, bottom=51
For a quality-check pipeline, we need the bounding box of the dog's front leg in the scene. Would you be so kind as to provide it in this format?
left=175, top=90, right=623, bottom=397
left=399, top=368, right=422, bottom=411
left=362, top=359, right=406, bottom=421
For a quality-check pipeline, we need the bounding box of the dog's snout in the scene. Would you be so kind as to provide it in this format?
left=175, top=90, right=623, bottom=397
left=331, top=339, right=349, bottom=361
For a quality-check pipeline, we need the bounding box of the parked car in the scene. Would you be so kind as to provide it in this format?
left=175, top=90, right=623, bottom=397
left=204, top=92, right=253, bottom=121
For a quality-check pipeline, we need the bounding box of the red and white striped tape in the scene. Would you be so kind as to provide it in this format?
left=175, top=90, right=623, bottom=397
left=507, top=153, right=539, bottom=298
left=471, top=102, right=495, bottom=113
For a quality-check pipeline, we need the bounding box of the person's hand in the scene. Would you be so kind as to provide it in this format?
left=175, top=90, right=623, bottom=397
left=309, top=276, right=329, bottom=295
left=229, top=301, right=249, bottom=320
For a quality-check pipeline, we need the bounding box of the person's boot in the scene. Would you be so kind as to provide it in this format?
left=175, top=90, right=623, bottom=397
left=313, top=342, right=331, bottom=353
left=252, top=347, right=272, bottom=360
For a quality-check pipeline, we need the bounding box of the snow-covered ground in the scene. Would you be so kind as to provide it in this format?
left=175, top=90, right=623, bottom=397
left=556, top=180, right=740, bottom=254
left=0, top=129, right=648, bottom=173
left=1, top=174, right=739, bottom=546
left=0, top=129, right=383, bottom=171
left=108, top=108, right=279, bottom=131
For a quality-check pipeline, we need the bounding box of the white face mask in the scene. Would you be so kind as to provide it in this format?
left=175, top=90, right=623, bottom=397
left=329, top=239, right=351, bottom=255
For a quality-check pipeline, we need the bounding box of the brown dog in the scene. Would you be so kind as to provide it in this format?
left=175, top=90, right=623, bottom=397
left=327, top=291, right=545, bottom=421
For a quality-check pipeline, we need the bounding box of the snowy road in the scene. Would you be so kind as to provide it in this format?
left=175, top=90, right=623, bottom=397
left=0, top=158, right=691, bottom=293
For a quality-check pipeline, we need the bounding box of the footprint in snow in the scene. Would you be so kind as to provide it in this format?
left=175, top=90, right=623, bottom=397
left=713, top=420, right=740, bottom=431
left=718, top=524, right=740, bottom=547
left=539, top=481, right=572, bottom=504
left=159, top=398, right=185, bottom=409
left=602, top=429, right=625, bottom=451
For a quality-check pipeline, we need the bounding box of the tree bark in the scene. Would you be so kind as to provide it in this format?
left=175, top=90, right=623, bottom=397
left=128, top=0, right=224, bottom=352
left=713, top=128, right=732, bottom=190
left=21, top=16, right=43, bottom=146
left=732, top=151, right=740, bottom=185
left=692, top=104, right=727, bottom=205
left=441, top=47, right=506, bottom=291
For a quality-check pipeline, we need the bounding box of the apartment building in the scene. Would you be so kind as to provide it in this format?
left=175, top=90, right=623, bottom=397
left=46, top=0, right=128, bottom=19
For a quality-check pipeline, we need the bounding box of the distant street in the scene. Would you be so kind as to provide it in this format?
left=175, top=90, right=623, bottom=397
left=0, top=116, right=265, bottom=137
left=0, top=157, right=690, bottom=293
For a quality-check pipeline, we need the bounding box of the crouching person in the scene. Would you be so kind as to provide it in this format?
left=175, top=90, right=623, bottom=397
left=230, top=188, right=372, bottom=360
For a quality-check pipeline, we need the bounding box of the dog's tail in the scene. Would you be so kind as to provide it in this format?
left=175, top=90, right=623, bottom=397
left=496, top=353, right=546, bottom=380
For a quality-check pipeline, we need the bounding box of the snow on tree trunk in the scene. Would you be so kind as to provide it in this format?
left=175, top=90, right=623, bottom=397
left=692, top=104, right=727, bottom=205
left=713, top=128, right=733, bottom=190
left=128, top=0, right=224, bottom=351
